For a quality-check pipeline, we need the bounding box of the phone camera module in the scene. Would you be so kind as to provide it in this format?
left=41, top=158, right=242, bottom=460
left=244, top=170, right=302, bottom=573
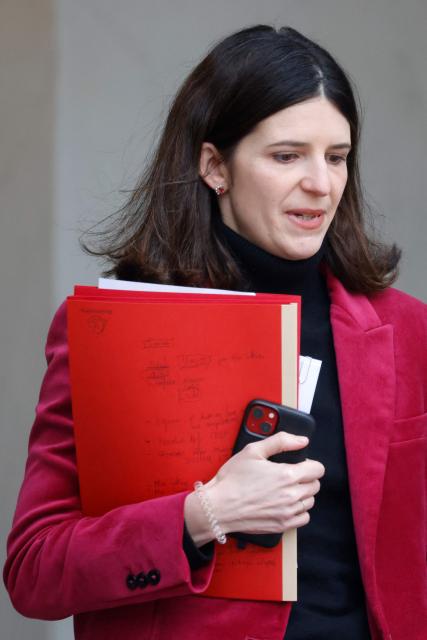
left=245, top=404, right=279, bottom=437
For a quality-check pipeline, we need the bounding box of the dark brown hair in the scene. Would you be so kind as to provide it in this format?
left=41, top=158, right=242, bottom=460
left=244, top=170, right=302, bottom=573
left=82, top=25, right=400, bottom=293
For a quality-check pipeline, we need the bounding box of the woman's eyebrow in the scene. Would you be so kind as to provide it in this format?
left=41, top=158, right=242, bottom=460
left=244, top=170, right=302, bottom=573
left=266, top=140, right=352, bottom=149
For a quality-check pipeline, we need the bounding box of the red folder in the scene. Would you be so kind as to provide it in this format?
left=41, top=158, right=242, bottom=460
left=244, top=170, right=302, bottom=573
left=67, top=285, right=300, bottom=601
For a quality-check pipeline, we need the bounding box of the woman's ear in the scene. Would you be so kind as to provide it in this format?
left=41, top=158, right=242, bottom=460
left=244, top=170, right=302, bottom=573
left=199, top=142, right=229, bottom=193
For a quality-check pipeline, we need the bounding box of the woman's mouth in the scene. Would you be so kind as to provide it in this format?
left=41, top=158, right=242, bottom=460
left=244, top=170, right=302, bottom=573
left=285, top=209, right=325, bottom=230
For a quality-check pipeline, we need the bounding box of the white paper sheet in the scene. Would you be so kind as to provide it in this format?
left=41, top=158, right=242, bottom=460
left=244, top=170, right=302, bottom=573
left=298, top=356, right=322, bottom=413
left=98, top=277, right=255, bottom=296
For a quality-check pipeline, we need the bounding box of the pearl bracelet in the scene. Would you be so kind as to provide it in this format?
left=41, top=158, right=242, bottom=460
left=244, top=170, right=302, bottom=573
left=193, top=481, right=227, bottom=545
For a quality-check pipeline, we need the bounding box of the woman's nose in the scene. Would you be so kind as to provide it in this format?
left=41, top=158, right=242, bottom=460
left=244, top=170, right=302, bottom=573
left=300, top=161, right=331, bottom=196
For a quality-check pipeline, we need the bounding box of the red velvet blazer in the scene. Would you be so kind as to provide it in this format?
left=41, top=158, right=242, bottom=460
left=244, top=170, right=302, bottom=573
left=4, top=273, right=427, bottom=640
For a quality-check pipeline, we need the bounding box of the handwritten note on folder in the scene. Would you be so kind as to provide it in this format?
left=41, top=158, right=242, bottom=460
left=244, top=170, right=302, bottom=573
left=67, top=284, right=300, bottom=602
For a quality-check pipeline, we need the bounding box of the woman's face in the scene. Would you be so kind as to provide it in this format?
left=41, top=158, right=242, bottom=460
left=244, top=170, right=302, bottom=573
left=216, top=96, right=351, bottom=260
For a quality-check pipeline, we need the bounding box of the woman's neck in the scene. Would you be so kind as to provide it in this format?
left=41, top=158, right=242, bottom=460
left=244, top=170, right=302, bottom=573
left=217, top=221, right=326, bottom=297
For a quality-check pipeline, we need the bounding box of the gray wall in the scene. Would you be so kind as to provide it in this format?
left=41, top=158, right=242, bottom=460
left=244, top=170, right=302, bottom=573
left=0, top=1, right=56, bottom=639
left=1, top=1, right=426, bottom=639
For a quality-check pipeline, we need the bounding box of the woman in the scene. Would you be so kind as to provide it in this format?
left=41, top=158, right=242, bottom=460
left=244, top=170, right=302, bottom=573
left=4, top=25, right=426, bottom=640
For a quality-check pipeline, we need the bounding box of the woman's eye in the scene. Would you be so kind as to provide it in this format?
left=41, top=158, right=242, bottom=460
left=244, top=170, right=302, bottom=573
left=328, top=154, right=348, bottom=165
left=273, top=153, right=299, bottom=163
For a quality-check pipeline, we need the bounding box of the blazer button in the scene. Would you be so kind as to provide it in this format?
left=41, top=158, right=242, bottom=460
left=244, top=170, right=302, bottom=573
left=136, top=571, right=148, bottom=589
left=126, top=574, right=138, bottom=590
left=147, top=569, right=161, bottom=585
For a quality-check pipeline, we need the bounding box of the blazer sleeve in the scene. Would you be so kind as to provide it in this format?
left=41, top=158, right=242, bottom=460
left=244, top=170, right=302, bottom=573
left=3, top=302, right=215, bottom=621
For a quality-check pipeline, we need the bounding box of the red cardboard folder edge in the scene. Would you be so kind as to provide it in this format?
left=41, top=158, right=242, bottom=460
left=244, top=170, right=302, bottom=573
left=67, top=286, right=300, bottom=601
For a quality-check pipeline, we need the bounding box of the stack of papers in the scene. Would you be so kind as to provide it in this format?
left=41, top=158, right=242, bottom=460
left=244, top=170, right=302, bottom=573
left=68, top=279, right=302, bottom=601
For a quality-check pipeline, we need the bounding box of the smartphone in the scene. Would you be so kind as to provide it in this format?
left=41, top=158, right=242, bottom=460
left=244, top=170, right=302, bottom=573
left=230, top=399, right=316, bottom=548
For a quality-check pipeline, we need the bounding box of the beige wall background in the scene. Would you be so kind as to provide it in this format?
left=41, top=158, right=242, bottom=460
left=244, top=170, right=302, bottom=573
left=1, top=1, right=426, bottom=638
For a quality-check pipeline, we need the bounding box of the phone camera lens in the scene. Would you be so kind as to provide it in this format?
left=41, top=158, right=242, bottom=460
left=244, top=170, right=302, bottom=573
left=260, top=422, right=271, bottom=434
left=253, top=407, right=263, bottom=419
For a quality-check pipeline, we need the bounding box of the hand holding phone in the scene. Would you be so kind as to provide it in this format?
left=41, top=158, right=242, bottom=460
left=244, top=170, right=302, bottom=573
left=230, top=399, right=316, bottom=548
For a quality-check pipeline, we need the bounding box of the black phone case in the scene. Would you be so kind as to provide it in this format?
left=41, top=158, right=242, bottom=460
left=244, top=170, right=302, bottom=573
left=230, top=399, right=316, bottom=548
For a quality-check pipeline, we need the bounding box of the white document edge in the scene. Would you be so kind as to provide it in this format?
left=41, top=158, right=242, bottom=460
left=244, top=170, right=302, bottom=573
left=98, top=277, right=255, bottom=296
left=298, top=356, right=322, bottom=414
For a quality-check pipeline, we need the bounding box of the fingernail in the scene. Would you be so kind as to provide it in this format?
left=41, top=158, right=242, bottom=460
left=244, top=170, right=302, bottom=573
left=296, top=436, right=309, bottom=443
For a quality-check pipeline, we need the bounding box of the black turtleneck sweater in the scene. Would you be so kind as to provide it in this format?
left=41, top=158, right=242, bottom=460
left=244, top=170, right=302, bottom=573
left=184, top=224, right=371, bottom=639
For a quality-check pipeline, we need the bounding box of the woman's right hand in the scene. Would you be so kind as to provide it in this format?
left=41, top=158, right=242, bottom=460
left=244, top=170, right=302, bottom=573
left=184, top=431, right=325, bottom=547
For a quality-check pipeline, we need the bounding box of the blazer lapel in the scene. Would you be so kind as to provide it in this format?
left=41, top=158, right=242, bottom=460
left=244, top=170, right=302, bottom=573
left=327, top=272, right=395, bottom=630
